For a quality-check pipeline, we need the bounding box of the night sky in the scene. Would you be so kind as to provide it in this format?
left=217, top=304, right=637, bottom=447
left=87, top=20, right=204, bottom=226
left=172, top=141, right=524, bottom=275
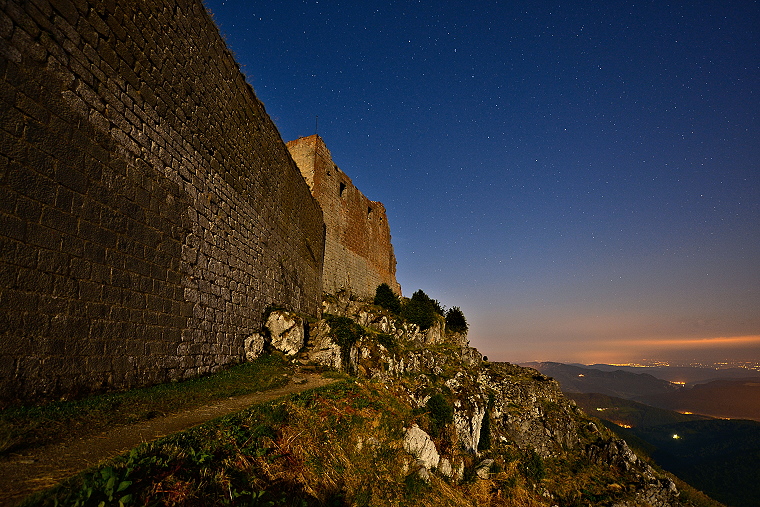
left=202, top=1, right=759, bottom=365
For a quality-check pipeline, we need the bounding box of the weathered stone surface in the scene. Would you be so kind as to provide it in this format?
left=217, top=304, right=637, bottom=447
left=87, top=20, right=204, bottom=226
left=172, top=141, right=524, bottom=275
left=438, top=457, right=453, bottom=478
left=454, top=403, right=486, bottom=454
left=303, top=320, right=344, bottom=370
left=243, top=333, right=265, bottom=361
left=266, top=311, right=305, bottom=357
left=403, top=424, right=440, bottom=471
left=0, top=0, right=326, bottom=405
left=475, top=458, right=494, bottom=479
left=287, top=136, right=401, bottom=300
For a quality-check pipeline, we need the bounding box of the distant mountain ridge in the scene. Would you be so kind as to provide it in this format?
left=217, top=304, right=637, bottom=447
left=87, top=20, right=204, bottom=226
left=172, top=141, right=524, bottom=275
left=577, top=364, right=760, bottom=386
left=520, top=361, right=681, bottom=399
left=566, top=392, right=712, bottom=428
left=523, top=362, right=760, bottom=422
left=637, top=378, right=760, bottom=421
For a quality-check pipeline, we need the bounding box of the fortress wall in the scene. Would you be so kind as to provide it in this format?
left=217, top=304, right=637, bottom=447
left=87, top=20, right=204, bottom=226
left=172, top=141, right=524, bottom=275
left=0, top=0, right=324, bottom=404
left=287, top=135, right=400, bottom=300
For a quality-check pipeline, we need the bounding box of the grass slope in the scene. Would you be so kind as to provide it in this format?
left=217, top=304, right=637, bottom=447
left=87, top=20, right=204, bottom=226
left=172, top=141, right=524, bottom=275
left=20, top=373, right=672, bottom=507
left=0, top=355, right=294, bottom=457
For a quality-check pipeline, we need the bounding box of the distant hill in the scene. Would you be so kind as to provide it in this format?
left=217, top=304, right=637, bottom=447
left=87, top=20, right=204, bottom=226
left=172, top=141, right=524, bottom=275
left=566, top=392, right=711, bottom=428
left=636, top=378, right=760, bottom=422
left=630, top=419, right=760, bottom=507
left=580, top=364, right=760, bottom=386
left=567, top=391, right=760, bottom=507
left=521, top=362, right=681, bottom=399
left=525, top=362, right=760, bottom=422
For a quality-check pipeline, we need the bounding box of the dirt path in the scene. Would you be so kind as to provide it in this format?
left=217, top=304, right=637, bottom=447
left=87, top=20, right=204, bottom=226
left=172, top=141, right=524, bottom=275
left=0, top=374, right=336, bottom=506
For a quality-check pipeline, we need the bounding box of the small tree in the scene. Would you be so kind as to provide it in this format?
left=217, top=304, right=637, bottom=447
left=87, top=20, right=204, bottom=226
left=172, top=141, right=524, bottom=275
left=401, top=289, right=439, bottom=330
left=445, top=306, right=468, bottom=334
left=373, top=283, right=401, bottom=314
left=426, top=393, right=453, bottom=437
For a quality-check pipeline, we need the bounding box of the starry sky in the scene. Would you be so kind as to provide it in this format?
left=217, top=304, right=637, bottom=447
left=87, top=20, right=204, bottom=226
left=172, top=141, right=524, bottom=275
left=202, top=1, right=760, bottom=365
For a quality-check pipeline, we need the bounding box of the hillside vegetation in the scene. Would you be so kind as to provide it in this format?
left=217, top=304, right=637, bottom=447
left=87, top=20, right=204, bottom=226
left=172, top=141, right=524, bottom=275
left=24, top=290, right=713, bottom=506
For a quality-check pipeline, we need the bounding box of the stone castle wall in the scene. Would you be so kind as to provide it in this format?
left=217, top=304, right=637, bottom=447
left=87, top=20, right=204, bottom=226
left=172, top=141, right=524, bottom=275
left=287, top=135, right=401, bottom=300
left=0, top=0, right=325, bottom=404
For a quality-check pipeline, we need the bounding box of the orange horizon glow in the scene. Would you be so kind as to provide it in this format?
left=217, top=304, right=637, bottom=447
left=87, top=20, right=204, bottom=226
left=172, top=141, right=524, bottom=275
left=609, top=335, right=760, bottom=349
left=501, top=334, right=760, bottom=365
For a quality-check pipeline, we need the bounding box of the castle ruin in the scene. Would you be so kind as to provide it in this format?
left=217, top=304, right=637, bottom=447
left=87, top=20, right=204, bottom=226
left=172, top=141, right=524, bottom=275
left=0, top=0, right=398, bottom=405
left=287, top=135, right=401, bottom=300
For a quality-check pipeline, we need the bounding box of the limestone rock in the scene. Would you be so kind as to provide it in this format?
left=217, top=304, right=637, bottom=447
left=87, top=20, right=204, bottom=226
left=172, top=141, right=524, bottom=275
left=454, top=404, right=485, bottom=453
left=243, top=333, right=265, bottom=361
left=423, top=319, right=445, bottom=345
left=447, top=331, right=470, bottom=348
left=266, top=311, right=305, bottom=356
left=438, top=457, right=453, bottom=478
left=414, top=462, right=432, bottom=482
left=475, top=458, right=494, bottom=479
left=305, top=320, right=348, bottom=370
left=403, top=424, right=440, bottom=470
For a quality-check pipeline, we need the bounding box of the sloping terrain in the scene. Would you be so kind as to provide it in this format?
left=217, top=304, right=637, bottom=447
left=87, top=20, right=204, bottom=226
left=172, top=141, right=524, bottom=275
left=636, top=379, right=760, bottom=422
left=566, top=393, right=711, bottom=429
left=522, top=362, right=681, bottom=399
left=0, top=374, right=334, bottom=506
left=23, top=295, right=705, bottom=506
left=565, top=388, right=760, bottom=506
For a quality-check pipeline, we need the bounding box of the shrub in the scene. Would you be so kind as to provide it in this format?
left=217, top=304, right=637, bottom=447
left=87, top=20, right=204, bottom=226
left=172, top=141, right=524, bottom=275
left=376, top=333, right=399, bottom=354
left=401, top=290, right=442, bottom=330
left=445, top=306, right=468, bottom=333
left=426, top=393, right=453, bottom=437
left=520, top=450, right=545, bottom=482
left=374, top=283, right=401, bottom=314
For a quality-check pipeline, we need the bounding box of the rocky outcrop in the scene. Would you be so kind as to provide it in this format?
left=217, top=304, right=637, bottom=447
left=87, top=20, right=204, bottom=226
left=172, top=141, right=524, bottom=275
left=245, top=298, right=688, bottom=506
left=265, top=311, right=306, bottom=357
left=403, top=424, right=440, bottom=470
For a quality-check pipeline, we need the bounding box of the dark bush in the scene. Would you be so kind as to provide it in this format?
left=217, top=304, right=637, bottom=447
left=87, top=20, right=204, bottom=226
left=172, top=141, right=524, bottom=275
left=445, top=306, right=468, bottom=333
left=376, top=332, right=399, bottom=354
left=401, top=289, right=442, bottom=330
left=374, top=283, right=401, bottom=314
left=426, top=393, right=453, bottom=437
left=520, top=450, right=545, bottom=482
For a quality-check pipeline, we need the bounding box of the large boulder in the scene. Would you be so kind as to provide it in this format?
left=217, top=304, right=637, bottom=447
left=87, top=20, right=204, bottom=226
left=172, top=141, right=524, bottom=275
left=403, top=424, right=440, bottom=470
left=266, top=311, right=305, bottom=357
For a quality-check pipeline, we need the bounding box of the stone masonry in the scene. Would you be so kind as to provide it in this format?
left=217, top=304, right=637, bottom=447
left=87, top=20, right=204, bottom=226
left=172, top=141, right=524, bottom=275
left=287, top=135, right=401, bottom=299
left=0, top=0, right=325, bottom=404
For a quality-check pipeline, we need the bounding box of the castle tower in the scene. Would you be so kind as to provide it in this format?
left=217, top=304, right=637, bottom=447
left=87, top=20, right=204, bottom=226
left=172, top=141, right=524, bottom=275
left=286, top=135, right=401, bottom=299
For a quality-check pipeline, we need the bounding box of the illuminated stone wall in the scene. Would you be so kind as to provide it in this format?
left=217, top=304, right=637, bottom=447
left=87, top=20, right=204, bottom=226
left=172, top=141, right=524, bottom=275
left=0, top=0, right=324, bottom=404
left=287, top=135, right=401, bottom=300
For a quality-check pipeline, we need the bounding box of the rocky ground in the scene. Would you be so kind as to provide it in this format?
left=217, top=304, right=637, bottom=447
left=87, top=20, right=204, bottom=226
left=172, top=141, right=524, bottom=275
left=14, top=293, right=716, bottom=506
left=242, top=293, right=698, bottom=507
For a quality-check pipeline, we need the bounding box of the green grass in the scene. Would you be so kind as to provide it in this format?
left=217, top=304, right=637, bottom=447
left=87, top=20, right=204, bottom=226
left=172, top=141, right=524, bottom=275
left=21, top=380, right=415, bottom=507
left=0, top=355, right=294, bottom=457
